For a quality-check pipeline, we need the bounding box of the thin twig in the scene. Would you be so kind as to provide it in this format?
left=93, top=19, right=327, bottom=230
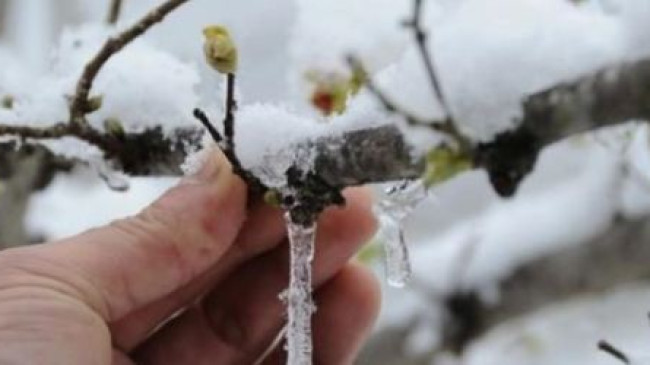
left=224, top=73, right=237, bottom=152
left=598, top=340, right=630, bottom=364
left=193, top=108, right=223, bottom=143
left=0, top=122, right=202, bottom=176
left=192, top=74, right=268, bottom=194
left=404, top=0, right=449, bottom=116
left=0, top=123, right=76, bottom=140
left=107, top=0, right=124, bottom=25
left=347, top=57, right=424, bottom=126
left=69, top=0, right=189, bottom=125
left=0, top=122, right=130, bottom=159
left=347, top=56, right=470, bottom=150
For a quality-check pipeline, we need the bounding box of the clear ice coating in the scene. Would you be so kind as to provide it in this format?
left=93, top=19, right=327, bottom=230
left=282, top=212, right=317, bottom=365
left=91, top=158, right=130, bottom=192
left=375, top=180, right=427, bottom=287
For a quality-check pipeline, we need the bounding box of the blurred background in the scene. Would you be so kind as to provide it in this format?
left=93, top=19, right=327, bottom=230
left=2, top=1, right=650, bottom=364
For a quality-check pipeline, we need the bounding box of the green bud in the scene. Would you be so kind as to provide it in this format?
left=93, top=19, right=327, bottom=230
left=85, top=95, right=104, bottom=114
left=423, top=146, right=472, bottom=188
left=263, top=189, right=283, bottom=207
left=203, top=25, right=238, bottom=74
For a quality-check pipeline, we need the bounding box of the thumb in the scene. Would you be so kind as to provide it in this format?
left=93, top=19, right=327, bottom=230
left=1, top=150, right=247, bottom=321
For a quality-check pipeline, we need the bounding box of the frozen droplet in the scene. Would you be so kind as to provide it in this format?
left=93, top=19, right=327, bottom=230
left=90, top=158, right=130, bottom=192
left=375, top=180, right=427, bottom=287
left=283, top=212, right=317, bottom=365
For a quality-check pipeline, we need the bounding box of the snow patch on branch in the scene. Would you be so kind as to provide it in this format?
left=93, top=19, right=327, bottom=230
left=0, top=24, right=200, bottom=137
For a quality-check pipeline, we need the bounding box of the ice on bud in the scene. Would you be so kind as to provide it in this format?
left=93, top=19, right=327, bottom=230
left=90, top=157, right=130, bottom=192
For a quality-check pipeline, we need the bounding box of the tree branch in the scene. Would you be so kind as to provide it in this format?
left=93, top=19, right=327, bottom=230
left=2, top=55, right=650, bottom=194
left=0, top=122, right=202, bottom=175
left=475, top=58, right=650, bottom=196
left=69, top=0, right=189, bottom=125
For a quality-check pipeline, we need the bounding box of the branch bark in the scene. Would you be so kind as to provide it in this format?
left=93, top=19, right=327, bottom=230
left=474, top=59, right=650, bottom=196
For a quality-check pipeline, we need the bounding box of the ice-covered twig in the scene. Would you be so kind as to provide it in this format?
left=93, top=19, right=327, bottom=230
left=107, top=0, right=124, bottom=25
left=69, top=0, right=190, bottom=125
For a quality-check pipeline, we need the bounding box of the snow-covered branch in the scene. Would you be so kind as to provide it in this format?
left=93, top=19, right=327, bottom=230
left=475, top=58, right=650, bottom=196
left=69, top=0, right=189, bottom=125
left=440, top=216, right=650, bottom=353
left=3, top=55, right=650, bottom=193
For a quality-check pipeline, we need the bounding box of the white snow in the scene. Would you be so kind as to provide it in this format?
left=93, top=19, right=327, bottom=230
left=0, top=23, right=201, bottom=137
left=233, top=100, right=393, bottom=187
left=463, top=284, right=650, bottom=365
left=4, top=1, right=650, bottom=364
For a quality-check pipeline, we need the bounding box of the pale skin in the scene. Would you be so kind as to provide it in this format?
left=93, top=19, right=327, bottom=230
left=0, top=151, right=380, bottom=364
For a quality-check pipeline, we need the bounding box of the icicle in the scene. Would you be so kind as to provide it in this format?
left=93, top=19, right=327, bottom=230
left=282, top=212, right=317, bottom=365
left=375, top=180, right=427, bottom=287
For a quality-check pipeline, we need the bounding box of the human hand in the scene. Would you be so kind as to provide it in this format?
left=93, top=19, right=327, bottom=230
left=0, top=152, right=379, bottom=365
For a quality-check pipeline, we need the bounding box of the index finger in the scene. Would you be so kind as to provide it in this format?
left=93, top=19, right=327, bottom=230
left=0, top=150, right=247, bottom=321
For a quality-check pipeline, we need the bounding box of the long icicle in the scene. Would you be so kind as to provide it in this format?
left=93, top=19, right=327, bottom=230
left=283, top=212, right=317, bottom=365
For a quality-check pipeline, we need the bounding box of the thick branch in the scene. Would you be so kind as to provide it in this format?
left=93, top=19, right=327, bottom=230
left=522, top=59, right=650, bottom=143
left=475, top=59, right=650, bottom=196
left=69, top=0, right=189, bottom=124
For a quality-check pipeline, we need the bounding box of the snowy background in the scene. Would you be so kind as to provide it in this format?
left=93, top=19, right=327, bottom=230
left=3, top=0, right=650, bottom=363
